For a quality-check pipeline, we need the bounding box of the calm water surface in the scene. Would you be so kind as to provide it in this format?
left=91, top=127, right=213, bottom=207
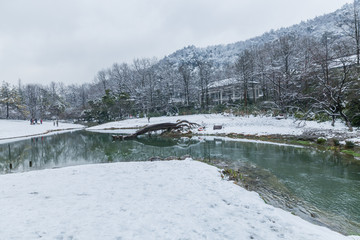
left=0, top=131, right=359, bottom=234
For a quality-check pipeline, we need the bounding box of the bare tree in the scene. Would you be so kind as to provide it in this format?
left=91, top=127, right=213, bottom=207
left=266, top=34, right=299, bottom=116
left=338, top=0, right=360, bottom=65
left=95, top=69, right=109, bottom=94
left=24, top=84, right=39, bottom=119
left=178, top=62, right=193, bottom=106
left=301, top=36, right=356, bottom=131
left=133, top=58, right=159, bottom=113
left=197, top=59, right=212, bottom=110
left=235, top=49, right=255, bottom=109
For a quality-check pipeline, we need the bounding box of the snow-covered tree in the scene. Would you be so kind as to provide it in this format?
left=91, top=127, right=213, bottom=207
left=0, top=81, right=27, bottom=119
left=235, top=49, right=255, bottom=107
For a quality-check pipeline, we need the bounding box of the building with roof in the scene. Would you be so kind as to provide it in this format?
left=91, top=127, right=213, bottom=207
left=208, top=78, right=263, bottom=105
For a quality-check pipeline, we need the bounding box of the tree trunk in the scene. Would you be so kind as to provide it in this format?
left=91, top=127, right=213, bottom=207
left=112, top=120, right=199, bottom=141
left=339, top=111, right=353, bottom=132
left=6, top=102, right=9, bottom=119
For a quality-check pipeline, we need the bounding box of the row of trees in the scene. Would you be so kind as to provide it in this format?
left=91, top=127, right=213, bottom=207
left=1, top=1, right=360, bottom=129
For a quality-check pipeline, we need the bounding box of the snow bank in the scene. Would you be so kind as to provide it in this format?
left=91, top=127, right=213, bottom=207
left=0, top=159, right=355, bottom=240
left=0, top=120, right=84, bottom=144
left=87, top=114, right=356, bottom=138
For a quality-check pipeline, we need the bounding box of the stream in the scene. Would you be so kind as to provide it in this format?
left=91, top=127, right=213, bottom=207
left=0, top=130, right=359, bottom=235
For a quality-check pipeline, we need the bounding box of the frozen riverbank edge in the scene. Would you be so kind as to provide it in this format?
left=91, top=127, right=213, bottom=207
left=0, top=159, right=359, bottom=240
left=88, top=114, right=360, bottom=145
left=0, top=119, right=85, bottom=144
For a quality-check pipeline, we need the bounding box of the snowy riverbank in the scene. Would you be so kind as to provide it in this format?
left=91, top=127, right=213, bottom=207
left=1, top=118, right=359, bottom=239
left=0, top=119, right=84, bottom=144
left=88, top=114, right=360, bottom=144
left=0, top=159, right=358, bottom=240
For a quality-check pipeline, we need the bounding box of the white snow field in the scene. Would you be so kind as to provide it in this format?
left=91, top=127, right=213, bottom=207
left=87, top=114, right=360, bottom=143
left=0, top=119, right=84, bottom=144
left=0, top=159, right=358, bottom=240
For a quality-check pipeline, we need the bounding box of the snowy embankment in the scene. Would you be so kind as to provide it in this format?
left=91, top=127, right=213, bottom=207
left=0, top=159, right=358, bottom=240
left=0, top=119, right=84, bottom=144
left=87, top=114, right=360, bottom=143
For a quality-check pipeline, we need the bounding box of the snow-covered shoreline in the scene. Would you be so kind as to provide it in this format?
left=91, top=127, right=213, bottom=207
left=87, top=114, right=360, bottom=144
left=0, top=119, right=84, bottom=144
left=0, top=159, right=358, bottom=240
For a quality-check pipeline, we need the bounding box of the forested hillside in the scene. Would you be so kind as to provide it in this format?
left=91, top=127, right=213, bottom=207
left=1, top=1, right=360, bottom=128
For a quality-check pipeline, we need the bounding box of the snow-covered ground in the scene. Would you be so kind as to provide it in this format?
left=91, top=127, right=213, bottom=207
left=0, top=119, right=84, bottom=144
left=0, top=159, right=358, bottom=240
left=1, top=118, right=359, bottom=239
left=88, top=114, right=360, bottom=143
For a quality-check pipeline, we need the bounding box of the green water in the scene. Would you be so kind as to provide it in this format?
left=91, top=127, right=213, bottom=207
left=0, top=131, right=359, bottom=234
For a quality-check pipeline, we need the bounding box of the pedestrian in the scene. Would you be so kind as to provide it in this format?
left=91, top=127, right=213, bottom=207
left=53, top=120, right=55, bottom=126
left=30, top=118, right=32, bottom=125
left=40, top=119, right=42, bottom=124
left=56, top=119, right=59, bottom=127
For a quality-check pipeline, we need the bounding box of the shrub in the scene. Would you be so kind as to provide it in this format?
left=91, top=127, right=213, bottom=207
left=316, top=138, right=327, bottom=144
left=314, top=113, right=330, bottom=122
left=346, top=99, right=360, bottom=127
left=294, top=111, right=305, bottom=120
left=345, top=141, right=355, bottom=149
left=213, top=104, right=227, bottom=113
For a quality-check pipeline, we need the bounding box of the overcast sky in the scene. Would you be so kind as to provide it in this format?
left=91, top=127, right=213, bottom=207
left=0, top=0, right=354, bottom=86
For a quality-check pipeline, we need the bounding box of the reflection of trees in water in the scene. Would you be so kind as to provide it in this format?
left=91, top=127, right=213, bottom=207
left=0, top=132, right=190, bottom=173
left=0, top=141, right=33, bottom=172
left=0, top=133, right=208, bottom=173
left=0, top=133, right=96, bottom=173
left=1, top=132, right=359, bottom=175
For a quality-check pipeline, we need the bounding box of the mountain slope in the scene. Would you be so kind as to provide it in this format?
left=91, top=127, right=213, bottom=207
left=162, top=2, right=353, bottom=66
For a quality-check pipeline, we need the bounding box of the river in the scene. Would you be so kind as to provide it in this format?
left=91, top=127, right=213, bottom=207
left=0, top=130, right=359, bottom=235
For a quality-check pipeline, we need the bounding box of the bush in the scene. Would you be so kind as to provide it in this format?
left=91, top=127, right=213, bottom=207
left=294, top=111, right=305, bottom=120
left=314, top=113, right=330, bottom=122
left=213, top=104, right=227, bottom=113
left=345, top=141, right=355, bottom=149
left=316, top=138, right=327, bottom=144
left=346, top=99, right=360, bottom=127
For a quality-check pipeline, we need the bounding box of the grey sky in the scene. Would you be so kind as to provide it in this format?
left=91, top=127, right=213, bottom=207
left=0, top=0, right=353, bottom=86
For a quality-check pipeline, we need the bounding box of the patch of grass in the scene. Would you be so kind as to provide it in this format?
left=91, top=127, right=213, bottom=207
left=290, top=140, right=312, bottom=146
left=222, top=169, right=243, bottom=181
left=341, top=150, right=360, bottom=158
left=327, top=146, right=339, bottom=151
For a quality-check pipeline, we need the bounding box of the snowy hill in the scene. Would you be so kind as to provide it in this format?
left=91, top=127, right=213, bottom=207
left=161, top=2, right=353, bottom=67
